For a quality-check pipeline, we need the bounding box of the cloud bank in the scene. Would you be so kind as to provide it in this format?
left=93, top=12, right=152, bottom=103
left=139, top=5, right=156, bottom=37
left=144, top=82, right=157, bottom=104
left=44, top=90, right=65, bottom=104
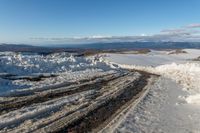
left=31, top=23, right=200, bottom=44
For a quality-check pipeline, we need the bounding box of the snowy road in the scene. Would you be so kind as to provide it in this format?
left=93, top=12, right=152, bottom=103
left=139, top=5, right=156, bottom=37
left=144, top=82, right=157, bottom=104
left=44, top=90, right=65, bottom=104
left=104, top=49, right=200, bottom=133
left=112, top=77, right=200, bottom=133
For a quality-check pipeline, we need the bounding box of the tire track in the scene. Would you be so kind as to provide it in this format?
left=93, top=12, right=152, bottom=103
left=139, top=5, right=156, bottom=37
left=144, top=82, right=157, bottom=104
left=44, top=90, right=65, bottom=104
left=0, top=71, right=158, bottom=133
left=0, top=73, right=127, bottom=115
left=34, top=72, right=155, bottom=133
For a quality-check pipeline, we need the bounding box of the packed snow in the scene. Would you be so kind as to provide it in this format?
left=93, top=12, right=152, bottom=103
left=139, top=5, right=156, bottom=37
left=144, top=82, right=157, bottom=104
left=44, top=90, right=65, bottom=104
left=114, top=77, right=200, bottom=133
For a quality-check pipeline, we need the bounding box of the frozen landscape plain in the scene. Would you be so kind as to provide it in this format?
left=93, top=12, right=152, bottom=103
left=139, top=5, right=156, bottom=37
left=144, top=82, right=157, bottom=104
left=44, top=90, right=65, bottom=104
left=0, top=49, right=200, bottom=132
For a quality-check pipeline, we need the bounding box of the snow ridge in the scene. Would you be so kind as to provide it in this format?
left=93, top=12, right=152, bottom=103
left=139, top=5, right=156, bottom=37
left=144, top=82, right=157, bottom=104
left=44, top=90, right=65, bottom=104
left=0, top=52, right=116, bottom=95
left=110, top=62, right=200, bottom=104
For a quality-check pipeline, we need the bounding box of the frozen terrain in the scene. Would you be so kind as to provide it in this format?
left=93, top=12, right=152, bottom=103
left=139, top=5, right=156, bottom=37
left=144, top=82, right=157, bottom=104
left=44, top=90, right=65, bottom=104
left=0, top=52, right=115, bottom=96
left=1, top=49, right=200, bottom=132
left=0, top=51, right=158, bottom=132
left=106, top=49, right=200, bottom=67
left=104, top=49, right=200, bottom=132
left=108, top=77, right=200, bottom=133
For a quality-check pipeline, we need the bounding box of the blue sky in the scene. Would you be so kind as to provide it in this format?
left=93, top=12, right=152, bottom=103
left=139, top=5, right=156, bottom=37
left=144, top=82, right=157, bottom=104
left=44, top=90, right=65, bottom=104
left=0, top=0, right=200, bottom=44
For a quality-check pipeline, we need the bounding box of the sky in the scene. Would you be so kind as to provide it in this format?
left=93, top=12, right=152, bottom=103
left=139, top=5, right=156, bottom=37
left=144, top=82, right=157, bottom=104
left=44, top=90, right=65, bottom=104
left=0, top=0, right=200, bottom=44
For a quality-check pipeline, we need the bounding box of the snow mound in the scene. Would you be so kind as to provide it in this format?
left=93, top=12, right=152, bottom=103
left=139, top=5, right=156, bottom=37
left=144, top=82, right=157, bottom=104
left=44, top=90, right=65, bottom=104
left=0, top=52, right=117, bottom=95
left=111, top=62, right=200, bottom=104
left=155, top=63, right=200, bottom=104
left=0, top=52, right=113, bottom=75
left=186, top=94, right=200, bottom=104
left=155, top=63, right=200, bottom=93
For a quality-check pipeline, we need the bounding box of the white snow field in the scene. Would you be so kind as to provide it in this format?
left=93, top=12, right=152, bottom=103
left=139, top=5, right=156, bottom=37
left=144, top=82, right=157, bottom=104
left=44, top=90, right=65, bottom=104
left=104, top=49, right=200, bottom=133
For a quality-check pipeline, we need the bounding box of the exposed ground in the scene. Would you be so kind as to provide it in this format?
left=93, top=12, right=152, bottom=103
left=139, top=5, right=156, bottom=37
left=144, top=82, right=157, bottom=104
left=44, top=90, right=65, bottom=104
left=167, top=49, right=187, bottom=55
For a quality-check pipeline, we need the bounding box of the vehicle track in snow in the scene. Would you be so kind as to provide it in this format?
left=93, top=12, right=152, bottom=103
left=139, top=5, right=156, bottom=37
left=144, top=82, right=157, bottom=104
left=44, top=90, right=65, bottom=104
left=0, top=70, right=158, bottom=133
left=0, top=72, right=126, bottom=115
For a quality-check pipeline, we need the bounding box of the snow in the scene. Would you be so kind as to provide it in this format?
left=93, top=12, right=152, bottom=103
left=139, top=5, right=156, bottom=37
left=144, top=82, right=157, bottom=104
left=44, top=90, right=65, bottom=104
left=0, top=52, right=112, bottom=75
left=103, top=49, right=200, bottom=132
left=0, top=90, right=94, bottom=129
left=186, top=94, right=200, bottom=104
left=105, top=49, right=200, bottom=104
left=113, top=77, right=200, bottom=133
left=156, top=63, right=200, bottom=94
left=1, top=49, right=200, bottom=132
left=0, top=52, right=116, bottom=96
left=115, top=63, right=200, bottom=104
left=105, top=49, right=200, bottom=67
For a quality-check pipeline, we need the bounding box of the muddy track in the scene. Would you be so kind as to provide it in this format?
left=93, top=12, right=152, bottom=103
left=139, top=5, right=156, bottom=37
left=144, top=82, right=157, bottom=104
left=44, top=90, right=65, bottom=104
left=58, top=75, right=149, bottom=133
left=34, top=72, right=154, bottom=133
left=0, top=70, right=158, bottom=133
left=0, top=73, right=118, bottom=98
left=0, top=73, right=127, bottom=115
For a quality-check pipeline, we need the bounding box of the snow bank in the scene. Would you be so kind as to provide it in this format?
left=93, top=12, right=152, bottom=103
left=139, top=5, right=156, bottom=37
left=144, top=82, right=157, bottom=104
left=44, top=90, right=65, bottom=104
left=0, top=52, right=112, bottom=75
left=156, top=63, right=200, bottom=93
left=156, top=63, right=200, bottom=105
left=186, top=94, right=200, bottom=104
left=115, top=63, right=200, bottom=104
left=105, top=49, right=200, bottom=104
left=0, top=52, right=116, bottom=94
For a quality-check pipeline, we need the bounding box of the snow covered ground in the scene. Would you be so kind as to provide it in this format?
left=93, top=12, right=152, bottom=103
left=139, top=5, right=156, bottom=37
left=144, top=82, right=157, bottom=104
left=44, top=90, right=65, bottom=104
left=104, top=49, right=200, bottom=132
left=114, top=77, right=200, bottom=133
left=1, top=49, right=200, bottom=132
left=0, top=52, right=116, bottom=96
left=105, top=49, right=200, bottom=67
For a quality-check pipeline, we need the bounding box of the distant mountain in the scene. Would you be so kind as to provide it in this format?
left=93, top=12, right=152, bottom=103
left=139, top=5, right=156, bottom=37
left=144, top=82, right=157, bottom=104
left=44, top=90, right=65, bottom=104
left=0, top=44, right=39, bottom=51
left=0, top=42, right=200, bottom=53
left=54, top=42, right=200, bottom=50
left=0, top=44, right=83, bottom=54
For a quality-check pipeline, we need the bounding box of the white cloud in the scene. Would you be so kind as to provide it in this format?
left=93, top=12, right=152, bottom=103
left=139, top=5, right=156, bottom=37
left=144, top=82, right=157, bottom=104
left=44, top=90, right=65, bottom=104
left=30, top=23, right=200, bottom=44
left=161, top=28, right=186, bottom=34
left=186, top=23, right=200, bottom=28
